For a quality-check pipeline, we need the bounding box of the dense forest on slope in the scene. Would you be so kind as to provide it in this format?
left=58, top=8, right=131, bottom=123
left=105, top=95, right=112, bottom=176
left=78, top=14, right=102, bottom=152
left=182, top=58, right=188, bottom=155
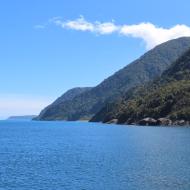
left=37, top=37, right=190, bottom=121
left=52, top=87, right=92, bottom=105
left=35, top=87, right=92, bottom=120
left=91, top=48, right=190, bottom=125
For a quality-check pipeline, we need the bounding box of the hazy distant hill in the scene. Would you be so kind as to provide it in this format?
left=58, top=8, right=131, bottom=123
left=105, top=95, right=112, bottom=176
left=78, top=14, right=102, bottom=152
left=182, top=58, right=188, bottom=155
left=37, top=37, right=190, bottom=121
left=8, top=115, right=37, bottom=120
left=91, top=48, right=190, bottom=125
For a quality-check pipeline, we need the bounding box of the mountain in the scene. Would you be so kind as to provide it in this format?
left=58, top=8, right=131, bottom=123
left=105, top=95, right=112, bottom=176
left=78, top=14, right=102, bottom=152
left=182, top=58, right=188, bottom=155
left=37, top=37, right=190, bottom=121
left=8, top=115, right=37, bottom=120
left=35, top=87, right=92, bottom=120
left=91, top=48, right=190, bottom=125
left=49, top=87, right=92, bottom=106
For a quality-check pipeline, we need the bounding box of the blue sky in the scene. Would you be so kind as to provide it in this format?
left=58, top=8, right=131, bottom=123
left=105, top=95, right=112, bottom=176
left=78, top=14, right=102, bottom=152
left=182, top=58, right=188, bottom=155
left=0, top=0, right=190, bottom=118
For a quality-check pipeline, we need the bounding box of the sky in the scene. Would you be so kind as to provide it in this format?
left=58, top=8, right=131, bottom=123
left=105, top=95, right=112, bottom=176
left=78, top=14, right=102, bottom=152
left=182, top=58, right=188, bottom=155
left=0, top=0, right=190, bottom=119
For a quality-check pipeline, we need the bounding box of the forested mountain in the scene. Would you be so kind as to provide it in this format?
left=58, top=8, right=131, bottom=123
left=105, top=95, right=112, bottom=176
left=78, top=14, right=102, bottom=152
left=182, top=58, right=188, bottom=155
left=37, top=37, right=190, bottom=121
left=35, top=87, right=92, bottom=120
left=91, top=48, right=190, bottom=125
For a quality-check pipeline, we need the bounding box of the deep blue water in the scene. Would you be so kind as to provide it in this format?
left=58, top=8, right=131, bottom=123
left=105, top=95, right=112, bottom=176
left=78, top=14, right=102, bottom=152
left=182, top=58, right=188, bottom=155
left=0, top=121, right=190, bottom=190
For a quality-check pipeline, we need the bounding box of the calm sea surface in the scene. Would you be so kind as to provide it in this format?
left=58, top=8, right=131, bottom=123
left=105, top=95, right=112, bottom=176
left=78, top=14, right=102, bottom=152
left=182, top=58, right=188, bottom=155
left=0, top=121, right=190, bottom=190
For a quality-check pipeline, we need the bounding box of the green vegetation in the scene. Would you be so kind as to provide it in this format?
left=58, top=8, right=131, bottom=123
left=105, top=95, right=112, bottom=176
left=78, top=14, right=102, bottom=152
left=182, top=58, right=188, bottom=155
left=36, top=37, right=190, bottom=121
left=34, top=87, right=92, bottom=120
left=91, top=48, right=190, bottom=125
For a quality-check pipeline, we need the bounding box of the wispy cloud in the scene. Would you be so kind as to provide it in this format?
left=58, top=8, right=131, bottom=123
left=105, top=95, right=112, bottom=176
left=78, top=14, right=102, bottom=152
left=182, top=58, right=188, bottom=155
left=40, top=16, right=190, bottom=49
left=50, top=16, right=119, bottom=34
left=34, top=24, right=46, bottom=29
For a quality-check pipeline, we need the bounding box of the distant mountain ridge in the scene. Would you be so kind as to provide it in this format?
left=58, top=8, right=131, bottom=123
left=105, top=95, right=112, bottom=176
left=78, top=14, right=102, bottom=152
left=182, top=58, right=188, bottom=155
left=36, top=37, right=190, bottom=121
left=91, top=48, right=190, bottom=125
left=8, top=115, right=37, bottom=120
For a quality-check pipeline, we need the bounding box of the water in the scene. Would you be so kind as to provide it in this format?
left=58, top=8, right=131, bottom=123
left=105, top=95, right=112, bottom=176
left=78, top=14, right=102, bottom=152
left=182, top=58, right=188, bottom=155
left=0, top=121, right=190, bottom=190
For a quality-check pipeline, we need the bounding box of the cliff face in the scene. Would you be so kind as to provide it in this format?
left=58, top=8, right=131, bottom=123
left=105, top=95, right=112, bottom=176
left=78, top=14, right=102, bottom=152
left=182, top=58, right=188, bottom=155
left=37, top=37, right=190, bottom=121
left=91, top=48, right=190, bottom=126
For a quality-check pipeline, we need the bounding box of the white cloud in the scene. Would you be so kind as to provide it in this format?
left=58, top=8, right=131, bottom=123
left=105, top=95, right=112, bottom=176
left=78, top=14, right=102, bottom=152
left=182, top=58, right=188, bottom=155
left=65, top=16, right=94, bottom=31
left=48, top=16, right=190, bottom=49
left=95, top=21, right=119, bottom=34
left=52, top=16, right=94, bottom=31
left=120, top=23, right=190, bottom=49
left=51, top=16, right=119, bottom=34
left=34, top=24, right=46, bottom=29
left=0, top=94, right=53, bottom=119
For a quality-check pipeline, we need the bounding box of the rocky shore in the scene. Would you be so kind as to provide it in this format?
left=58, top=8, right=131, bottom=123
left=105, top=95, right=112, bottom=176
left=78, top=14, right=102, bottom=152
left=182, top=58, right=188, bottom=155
left=105, top=117, right=190, bottom=127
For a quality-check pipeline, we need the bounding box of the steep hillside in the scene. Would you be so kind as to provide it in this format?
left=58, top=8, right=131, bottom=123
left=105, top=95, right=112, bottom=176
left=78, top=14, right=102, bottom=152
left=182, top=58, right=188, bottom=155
left=49, top=87, right=92, bottom=106
left=91, top=48, right=190, bottom=125
left=37, top=37, right=190, bottom=121
left=35, top=87, right=92, bottom=120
